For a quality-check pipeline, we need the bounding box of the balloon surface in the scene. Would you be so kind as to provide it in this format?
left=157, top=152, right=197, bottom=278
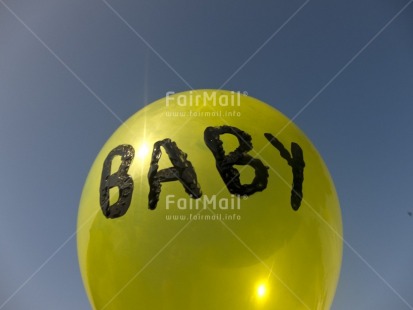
left=77, top=90, right=342, bottom=310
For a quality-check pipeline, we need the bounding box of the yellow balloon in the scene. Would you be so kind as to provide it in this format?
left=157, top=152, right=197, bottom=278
left=77, top=90, right=342, bottom=310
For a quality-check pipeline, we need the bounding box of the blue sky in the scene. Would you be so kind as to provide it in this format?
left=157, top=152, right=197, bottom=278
left=1, top=0, right=413, bottom=309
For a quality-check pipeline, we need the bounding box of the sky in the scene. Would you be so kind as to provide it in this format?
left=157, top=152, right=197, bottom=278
left=0, top=0, right=413, bottom=309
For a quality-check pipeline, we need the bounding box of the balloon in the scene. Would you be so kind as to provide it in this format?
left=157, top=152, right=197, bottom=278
left=77, top=90, right=342, bottom=310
